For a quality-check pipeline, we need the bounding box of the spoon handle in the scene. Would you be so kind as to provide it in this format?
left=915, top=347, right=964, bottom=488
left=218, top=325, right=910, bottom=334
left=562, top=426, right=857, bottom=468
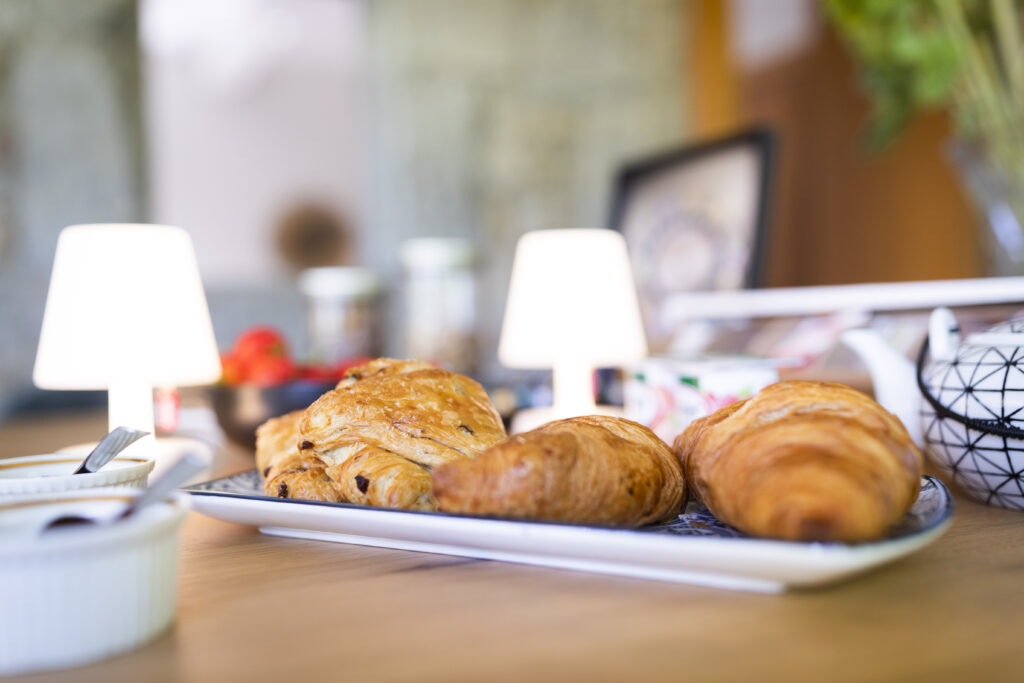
left=118, top=451, right=211, bottom=520
left=74, top=427, right=149, bottom=474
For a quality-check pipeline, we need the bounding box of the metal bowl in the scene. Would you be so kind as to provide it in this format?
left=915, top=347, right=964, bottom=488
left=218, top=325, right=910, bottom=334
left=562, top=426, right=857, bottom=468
left=209, top=381, right=336, bottom=450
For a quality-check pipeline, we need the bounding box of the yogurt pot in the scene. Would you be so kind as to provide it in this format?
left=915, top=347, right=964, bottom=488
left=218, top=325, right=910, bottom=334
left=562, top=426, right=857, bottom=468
left=0, top=488, right=189, bottom=675
left=0, top=453, right=154, bottom=499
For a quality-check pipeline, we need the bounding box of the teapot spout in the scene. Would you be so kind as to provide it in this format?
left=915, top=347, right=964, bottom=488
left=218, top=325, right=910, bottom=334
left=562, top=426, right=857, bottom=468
left=840, top=329, right=923, bottom=445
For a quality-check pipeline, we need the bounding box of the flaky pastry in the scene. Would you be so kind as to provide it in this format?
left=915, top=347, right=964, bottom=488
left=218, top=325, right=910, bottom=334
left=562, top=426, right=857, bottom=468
left=432, top=415, right=685, bottom=527
left=674, top=381, right=923, bottom=542
left=295, top=358, right=507, bottom=509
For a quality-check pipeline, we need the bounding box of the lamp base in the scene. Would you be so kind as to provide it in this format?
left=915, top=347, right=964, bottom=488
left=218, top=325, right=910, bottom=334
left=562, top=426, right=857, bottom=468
left=509, top=404, right=626, bottom=435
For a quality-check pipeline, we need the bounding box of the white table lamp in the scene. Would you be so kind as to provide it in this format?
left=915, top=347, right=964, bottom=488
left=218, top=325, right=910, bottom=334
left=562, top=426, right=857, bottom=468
left=34, top=224, right=221, bottom=446
left=499, top=229, right=648, bottom=433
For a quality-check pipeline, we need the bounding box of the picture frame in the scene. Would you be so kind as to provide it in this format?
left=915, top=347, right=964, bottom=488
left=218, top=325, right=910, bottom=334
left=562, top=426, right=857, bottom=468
left=608, top=129, right=775, bottom=350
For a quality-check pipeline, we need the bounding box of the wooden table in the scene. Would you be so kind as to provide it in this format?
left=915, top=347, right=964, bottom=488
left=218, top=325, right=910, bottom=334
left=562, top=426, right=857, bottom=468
left=3, top=410, right=1023, bottom=683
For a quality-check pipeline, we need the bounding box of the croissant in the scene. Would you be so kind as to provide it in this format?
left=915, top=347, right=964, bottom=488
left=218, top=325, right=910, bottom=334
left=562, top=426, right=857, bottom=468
left=673, top=381, right=924, bottom=542
left=298, top=358, right=507, bottom=510
left=432, top=415, right=685, bottom=527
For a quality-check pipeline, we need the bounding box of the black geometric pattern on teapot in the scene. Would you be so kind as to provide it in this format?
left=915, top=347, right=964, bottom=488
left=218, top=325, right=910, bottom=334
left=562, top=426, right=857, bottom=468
left=922, top=324, right=1024, bottom=510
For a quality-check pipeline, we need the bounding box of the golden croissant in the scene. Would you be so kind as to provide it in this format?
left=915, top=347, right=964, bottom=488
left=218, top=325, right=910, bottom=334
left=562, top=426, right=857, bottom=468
left=673, top=381, right=923, bottom=542
left=432, top=415, right=685, bottom=527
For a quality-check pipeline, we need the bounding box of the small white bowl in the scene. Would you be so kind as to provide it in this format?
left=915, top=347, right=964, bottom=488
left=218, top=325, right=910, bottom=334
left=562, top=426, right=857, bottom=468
left=0, top=453, right=154, bottom=499
left=0, top=488, right=189, bottom=675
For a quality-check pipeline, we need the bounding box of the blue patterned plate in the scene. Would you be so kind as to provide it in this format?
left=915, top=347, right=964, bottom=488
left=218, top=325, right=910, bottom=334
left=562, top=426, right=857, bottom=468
left=187, top=473, right=953, bottom=593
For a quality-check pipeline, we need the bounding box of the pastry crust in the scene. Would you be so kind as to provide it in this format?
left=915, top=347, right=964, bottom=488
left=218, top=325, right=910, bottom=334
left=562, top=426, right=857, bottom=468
left=322, top=444, right=435, bottom=510
left=335, top=358, right=435, bottom=387
left=256, top=409, right=345, bottom=501
left=432, top=415, right=685, bottom=527
left=264, top=451, right=344, bottom=503
left=255, top=409, right=304, bottom=481
left=302, top=360, right=506, bottom=470
left=298, top=358, right=507, bottom=510
left=673, top=381, right=924, bottom=542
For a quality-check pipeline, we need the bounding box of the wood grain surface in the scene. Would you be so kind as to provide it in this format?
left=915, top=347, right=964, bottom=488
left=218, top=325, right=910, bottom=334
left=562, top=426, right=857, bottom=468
left=2, top=410, right=1023, bottom=683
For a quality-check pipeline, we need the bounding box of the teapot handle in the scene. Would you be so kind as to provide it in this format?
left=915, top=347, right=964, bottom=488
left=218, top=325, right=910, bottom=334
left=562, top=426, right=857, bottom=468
left=915, top=338, right=1024, bottom=440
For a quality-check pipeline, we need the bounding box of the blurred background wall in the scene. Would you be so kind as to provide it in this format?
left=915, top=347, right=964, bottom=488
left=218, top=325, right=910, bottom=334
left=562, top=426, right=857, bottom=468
left=0, top=0, right=989, bottom=418
left=0, top=0, right=144, bottom=413
left=363, top=0, right=688, bottom=371
left=0, top=0, right=689, bottom=414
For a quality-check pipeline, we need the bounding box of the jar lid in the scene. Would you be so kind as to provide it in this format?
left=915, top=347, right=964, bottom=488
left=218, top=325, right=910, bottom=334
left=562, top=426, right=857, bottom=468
left=399, top=238, right=474, bottom=270
left=298, top=267, right=381, bottom=299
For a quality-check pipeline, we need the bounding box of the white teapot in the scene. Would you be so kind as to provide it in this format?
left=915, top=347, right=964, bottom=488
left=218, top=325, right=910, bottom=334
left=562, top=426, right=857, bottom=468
left=843, top=307, right=1024, bottom=510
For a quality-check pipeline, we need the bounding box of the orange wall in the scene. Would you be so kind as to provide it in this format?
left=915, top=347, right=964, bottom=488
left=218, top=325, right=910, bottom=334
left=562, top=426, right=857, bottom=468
left=687, top=1, right=984, bottom=287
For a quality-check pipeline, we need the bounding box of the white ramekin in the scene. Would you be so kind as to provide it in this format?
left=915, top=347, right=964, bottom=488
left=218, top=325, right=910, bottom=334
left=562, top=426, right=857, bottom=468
left=0, top=453, right=155, bottom=499
left=0, top=488, right=189, bottom=676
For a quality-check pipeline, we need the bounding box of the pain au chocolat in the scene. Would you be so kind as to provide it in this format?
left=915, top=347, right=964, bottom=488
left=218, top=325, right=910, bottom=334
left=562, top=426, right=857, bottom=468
left=257, top=409, right=342, bottom=503
left=283, top=358, right=507, bottom=510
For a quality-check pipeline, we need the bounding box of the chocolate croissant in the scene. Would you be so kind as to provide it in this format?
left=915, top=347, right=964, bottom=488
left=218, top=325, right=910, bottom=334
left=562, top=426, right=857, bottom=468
left=674, top=381, right=923, bottom=542
left=264, top=452, right=344, bottom=503
left=432, top=415, right=685, bottom=527
left=256, top=410, right=342, bottom=503
left=298, top=358, right=507, bottom=510
left=256, top=409, right=303, bottom=481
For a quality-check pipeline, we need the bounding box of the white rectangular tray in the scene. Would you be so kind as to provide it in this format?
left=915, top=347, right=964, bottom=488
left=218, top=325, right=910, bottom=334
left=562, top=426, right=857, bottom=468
left=187, top=471, right=953, bottom=593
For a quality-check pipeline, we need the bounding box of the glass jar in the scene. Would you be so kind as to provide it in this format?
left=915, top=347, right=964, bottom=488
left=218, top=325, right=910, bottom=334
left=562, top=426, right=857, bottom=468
left=399, top=238, right=478, bottom=376
left=298, top=267, right=383, bottom=364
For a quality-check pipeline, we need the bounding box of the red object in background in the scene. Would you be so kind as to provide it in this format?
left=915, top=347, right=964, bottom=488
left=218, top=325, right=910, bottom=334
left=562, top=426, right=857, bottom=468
left=297, top=363, right=336, bottom=382
left=220, top=353, right=245, bottom=385
left=247, top=355, right=296, bottom=387
left=233, top=327, right=288, bottom=363
left=219, top=326, right=369, bottom=387
left=155, top=388, right=180, bottom=432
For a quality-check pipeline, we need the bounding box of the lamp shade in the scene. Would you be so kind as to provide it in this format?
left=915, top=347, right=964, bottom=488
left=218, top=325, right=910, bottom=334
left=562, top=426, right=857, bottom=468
left=34, top=224, right=221, bottom=390
left=498, top=229, right=647, bottom=368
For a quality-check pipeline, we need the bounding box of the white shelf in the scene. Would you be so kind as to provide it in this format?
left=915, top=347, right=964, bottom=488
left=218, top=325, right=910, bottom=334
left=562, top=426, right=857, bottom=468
left=662, top=276, right=1024, bottom=321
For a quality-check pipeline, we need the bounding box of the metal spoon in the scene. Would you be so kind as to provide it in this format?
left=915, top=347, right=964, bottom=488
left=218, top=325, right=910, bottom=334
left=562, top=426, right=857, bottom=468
left=73, top=426, right=149, bottom=474
left=43, top=450, right=210, bottom=533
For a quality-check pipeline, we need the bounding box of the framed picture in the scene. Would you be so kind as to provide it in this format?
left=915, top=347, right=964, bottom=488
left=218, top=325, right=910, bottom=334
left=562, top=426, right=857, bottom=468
left=608, top=129, right=775, bottom=350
